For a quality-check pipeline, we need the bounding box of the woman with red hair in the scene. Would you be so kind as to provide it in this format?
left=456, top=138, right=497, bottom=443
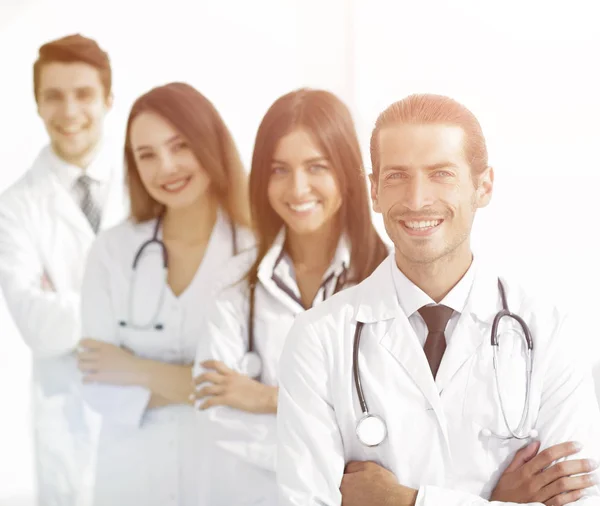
left=77, top=82, right=253, bottom=505
left=192, top=88, right=389, bottom=504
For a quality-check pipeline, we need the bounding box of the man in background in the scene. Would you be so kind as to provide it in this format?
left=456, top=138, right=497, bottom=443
left=0, top=34, right=127, bottom=505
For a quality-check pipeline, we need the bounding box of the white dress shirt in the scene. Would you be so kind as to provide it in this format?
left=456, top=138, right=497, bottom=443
left=48, top=144, right=112, bottom=213
left=391, top=257, right=476, bottom=347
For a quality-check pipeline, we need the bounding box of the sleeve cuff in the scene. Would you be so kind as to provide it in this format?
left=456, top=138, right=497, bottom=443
left=84, top=384, right=151, bottom=427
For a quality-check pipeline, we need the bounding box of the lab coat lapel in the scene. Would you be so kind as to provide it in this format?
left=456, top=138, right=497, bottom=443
left=31, top=153, right=95, bottom=241
left=379, top=314, right=446, bottom=421
left=435, top=266, right=499, bottom=394
left=355, top=256, right=445, bottom=420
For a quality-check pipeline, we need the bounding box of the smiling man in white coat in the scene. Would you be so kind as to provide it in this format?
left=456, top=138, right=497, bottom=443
left=0, top=34, right=127, bottom=505
left=276, top=94, right=600, bottom=506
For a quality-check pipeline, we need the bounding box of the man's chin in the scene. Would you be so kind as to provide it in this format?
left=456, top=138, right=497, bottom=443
left=52, top=139, right=98, bottom=164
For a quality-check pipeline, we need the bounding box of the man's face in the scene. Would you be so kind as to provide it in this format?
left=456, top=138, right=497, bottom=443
left=37, top=61, right=112, bottom=167
left=370, top=123, right=493, bottom=266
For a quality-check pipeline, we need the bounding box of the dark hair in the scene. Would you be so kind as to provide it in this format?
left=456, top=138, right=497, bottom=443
left=33, top=33, right=112, bottom=101
left=247, top=88, right=388, bottom=287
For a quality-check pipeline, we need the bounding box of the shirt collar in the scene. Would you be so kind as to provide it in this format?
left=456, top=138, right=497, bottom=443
left=48, top=140, right=113, bottom=190
left=391, top=255, right=477, bottom=318
left=258, top=228, right=351, bottom=298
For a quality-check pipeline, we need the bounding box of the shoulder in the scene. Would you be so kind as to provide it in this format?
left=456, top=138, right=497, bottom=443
left=499, top=272, right=567, bottom=334
left=87, top=219, right=149, bottom=264
left=210, top=247, right=256, bottom=302
left=234, top=224, right=256, bottom=254
left=285, top=284, right=361, bottom=356
left=0, top=168, right=41, bottom=209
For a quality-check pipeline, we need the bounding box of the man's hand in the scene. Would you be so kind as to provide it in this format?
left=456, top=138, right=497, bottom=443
left=490, top=440, right=598, bottom=506
left=193, top=360, right=278, bottom=414
left=77, top=338, right=145, bottom=386
left=340, top=461, right=417, bottom=506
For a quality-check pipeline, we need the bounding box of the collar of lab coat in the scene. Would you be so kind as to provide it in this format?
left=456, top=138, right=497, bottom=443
left=355, top=253, right=500, bottom=325
left=27, top=141, right=127, bottom=238
left=257, top=228, right=351, bottom=308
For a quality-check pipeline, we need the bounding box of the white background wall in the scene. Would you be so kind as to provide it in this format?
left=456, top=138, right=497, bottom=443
left=1, top=0, right=599, bottom=504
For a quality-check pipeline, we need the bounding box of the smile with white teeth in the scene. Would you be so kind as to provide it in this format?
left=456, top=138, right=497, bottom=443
left=162, top=177, right=191, bottom=191
left=404, top=219, right=442, bottom=230
left=289, top=201, right=318, bottom=212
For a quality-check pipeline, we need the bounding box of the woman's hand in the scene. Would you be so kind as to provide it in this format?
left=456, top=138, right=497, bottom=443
left=193, top=360, right=278, bottom=414
left=77, top=338, right=145, bottom=386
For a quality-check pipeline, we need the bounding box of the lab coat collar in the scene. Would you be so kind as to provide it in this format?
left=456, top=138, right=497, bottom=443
left=30, top=142, right=127, bottom=238
left=356, top=253, right=500, bottom=325
left=257, top=228, right=351, bottom=310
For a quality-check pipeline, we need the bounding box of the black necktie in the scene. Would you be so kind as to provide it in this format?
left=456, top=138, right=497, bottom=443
left=418, top=305, right=454, bottom=378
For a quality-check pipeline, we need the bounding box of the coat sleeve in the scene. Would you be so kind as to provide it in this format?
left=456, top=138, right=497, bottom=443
left=276, top=313, right=347, bottom=506
left=193, top=282, right=278, bottom=472
left=80, top=232, right=151, bottom=427
left=0, top=193, right=80, bottom=358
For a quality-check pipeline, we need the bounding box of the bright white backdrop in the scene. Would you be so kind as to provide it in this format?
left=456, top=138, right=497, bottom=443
left=1, top=0, right=599, bottom=504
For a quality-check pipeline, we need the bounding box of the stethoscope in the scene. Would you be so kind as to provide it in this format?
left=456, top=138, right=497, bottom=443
left=353, top=278, right=536, bottom=447
left=118, top=212, right=238, bottom=331
left=242, top=249, right=348, bottom=379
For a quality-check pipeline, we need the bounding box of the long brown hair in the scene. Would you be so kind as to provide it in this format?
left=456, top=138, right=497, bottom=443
left=247, top=88, right=387, bottom=286
left=124, top=82, right=251, bottom=226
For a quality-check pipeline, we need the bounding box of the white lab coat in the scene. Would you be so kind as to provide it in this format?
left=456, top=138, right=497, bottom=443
left=81, top=209, right=254, bottom=506
left=193, top=229, right=350, bottom=505
left=0, top=144, right=127, bottom=506
left=276, top=254, right=600, bottom=506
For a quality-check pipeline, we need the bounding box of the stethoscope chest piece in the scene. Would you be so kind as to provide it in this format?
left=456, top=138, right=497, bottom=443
left=240, top=351, right=262, bottom=379
left=356, top=413, right=387, bottom=447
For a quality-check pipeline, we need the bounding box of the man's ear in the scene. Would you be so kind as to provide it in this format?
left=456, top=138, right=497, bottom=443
left=475, top=166, right=494, bottom=208
left=369, top=172, right=381, bottom=213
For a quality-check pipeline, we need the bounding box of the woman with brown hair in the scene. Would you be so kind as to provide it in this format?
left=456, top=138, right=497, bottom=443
left=191, top=88, right=389, bottom=504
left=76, top=82, right=253, bottom=505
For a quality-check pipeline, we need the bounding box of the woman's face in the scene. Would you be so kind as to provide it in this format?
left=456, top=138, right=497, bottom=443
left=129, top=111, right=211, bottom=210
left=267, top=128, right=342, bottom=237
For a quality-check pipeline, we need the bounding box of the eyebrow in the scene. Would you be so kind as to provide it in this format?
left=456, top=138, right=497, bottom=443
left=41, top=86, right=95, bottom=95
left=271, top=156, right=328, bottom=165
left=135, top=134, right=181, bottom=152
left=381, top=162, right=459, bottom=172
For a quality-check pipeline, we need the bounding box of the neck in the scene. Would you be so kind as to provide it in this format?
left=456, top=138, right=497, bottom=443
left=285, top=219, right=341, bottom=273
left=162, top=193, right=218, bottom=244
left=395, top=240, right=473, bottom=302
left=52, top=141, right=101, bottom=170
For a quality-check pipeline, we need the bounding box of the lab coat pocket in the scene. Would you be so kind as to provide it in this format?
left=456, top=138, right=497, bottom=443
left=117, top=321, right=176, bottom=362
left=463, top=327, right=535, bottom=477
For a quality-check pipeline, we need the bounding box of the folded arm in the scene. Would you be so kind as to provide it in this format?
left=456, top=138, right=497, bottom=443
left=0, top=201, right=80, bottom=357
left=193, top=289, right=278, bottom=471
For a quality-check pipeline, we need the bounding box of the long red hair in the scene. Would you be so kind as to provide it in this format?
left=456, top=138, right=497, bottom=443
left=247, top=88, right=387, bottom=286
